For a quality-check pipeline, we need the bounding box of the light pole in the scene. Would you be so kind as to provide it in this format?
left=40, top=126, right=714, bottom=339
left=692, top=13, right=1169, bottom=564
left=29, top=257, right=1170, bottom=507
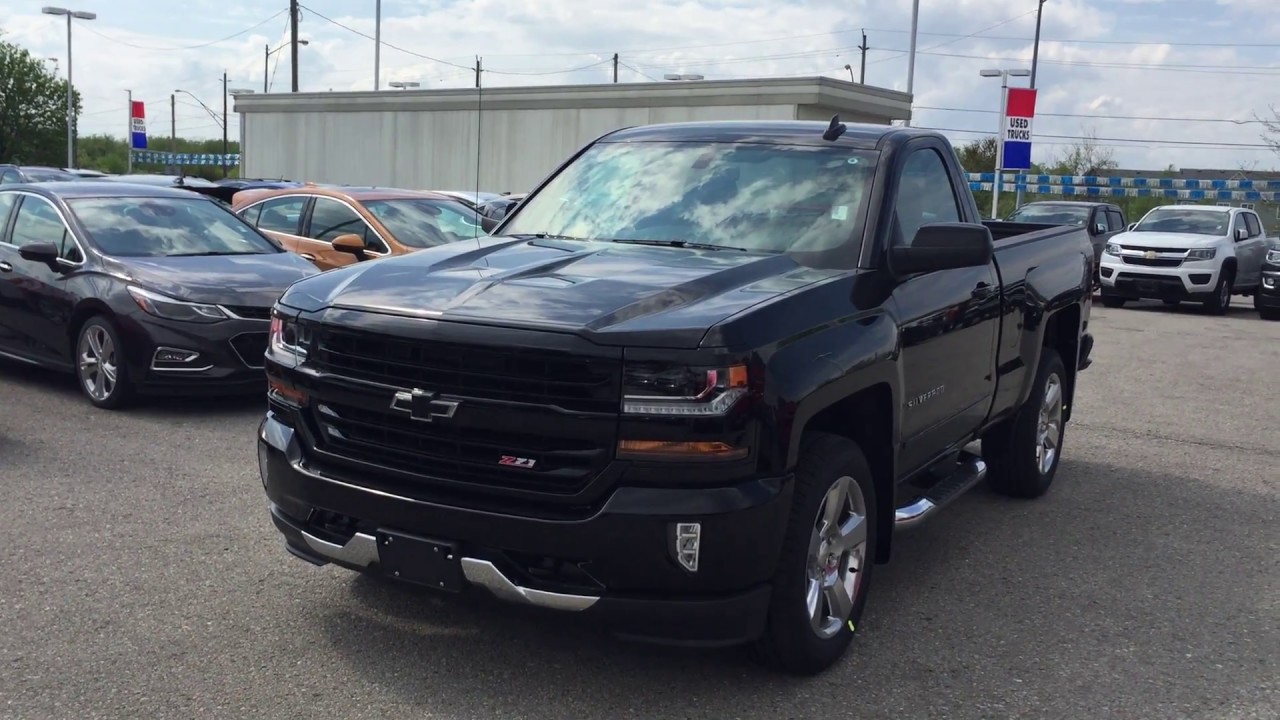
left=843, top=64, right=855, bottom=83
left=42, top=6, right=96, bottom=168
left=979, top=68, right=1031, bottom=219
left=904, top=0, right=919, bottom=126
left=388, top=81, right=420, bottom=90
left=264, top=39, right=308, bottom=93
left=374, top=0, right=382, bottom=91
left=1018, top=0, right=1049, bottom=210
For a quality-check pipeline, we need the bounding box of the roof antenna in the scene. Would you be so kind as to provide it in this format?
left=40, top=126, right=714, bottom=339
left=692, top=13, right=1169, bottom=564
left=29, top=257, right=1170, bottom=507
left=473, top=55, right=484, bottom=251
left=823, top=114, right=847, bottom=142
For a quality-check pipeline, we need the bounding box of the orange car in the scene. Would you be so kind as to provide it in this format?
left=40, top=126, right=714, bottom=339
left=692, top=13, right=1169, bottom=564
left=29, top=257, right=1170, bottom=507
left=231, top=185, right=496, bottom=270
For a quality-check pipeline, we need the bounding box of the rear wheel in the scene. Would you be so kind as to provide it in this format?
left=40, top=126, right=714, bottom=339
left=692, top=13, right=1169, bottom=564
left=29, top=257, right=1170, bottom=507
left=75, top=316, right=134, bottom=410
left=1204, top=268, right=1233, bottom=315
left=983, top=347, right=1067, bottom=499
left=1255, top=288, right=1280, bottom=320
left=1100, top=295, right=1126, bottom=309
left=753, top=432, right=876, bottom=676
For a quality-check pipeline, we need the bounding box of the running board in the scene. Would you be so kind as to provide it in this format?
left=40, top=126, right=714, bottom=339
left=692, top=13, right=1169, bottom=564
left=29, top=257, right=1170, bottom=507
left=895, top=453, right=988, bottom=530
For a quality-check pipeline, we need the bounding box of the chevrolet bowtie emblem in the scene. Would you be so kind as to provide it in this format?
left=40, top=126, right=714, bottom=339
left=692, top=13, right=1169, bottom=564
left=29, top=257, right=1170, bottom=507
left=1144, top=251, right=1157, bottom=259
left=390, top=389, right=459, bottom=423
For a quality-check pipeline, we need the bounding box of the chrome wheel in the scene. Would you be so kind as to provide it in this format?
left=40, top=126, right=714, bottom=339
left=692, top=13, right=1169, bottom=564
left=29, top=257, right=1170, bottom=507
left=805, top=475, right=868, bottom=640
left=1219, top=280, right=1231, bottom=309
left=1036, top=372, right=1064, bottom=475
left=78, top=325, right=118, bottom=402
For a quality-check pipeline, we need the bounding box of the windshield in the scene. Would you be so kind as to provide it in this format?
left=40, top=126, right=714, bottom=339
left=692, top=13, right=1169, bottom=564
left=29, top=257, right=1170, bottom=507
left=68, top=197, right=281, bottom=257
left=1008, top=204, right=1091, bottom=226
left=503, top=141, right=878, bottom=254
left=24, top=168, right=76, bottom=182
left=1133, top=208, right=1229, bottom=236
left=363, top=198, right=487, bottom=247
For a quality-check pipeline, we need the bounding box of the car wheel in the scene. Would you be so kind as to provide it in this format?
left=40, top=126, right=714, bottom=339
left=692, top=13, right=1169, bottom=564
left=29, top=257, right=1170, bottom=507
left=76, top=316, right=134, bottom=410
left=1255, top=288, right=1280, bottom=320
left=1204, top=268, right=1233, bottom=315
left=753, top=432, right=876, bottom=676
left=1100, top=295, right=1126, bottom=308
left=982, top=347, right=1067, bottom=499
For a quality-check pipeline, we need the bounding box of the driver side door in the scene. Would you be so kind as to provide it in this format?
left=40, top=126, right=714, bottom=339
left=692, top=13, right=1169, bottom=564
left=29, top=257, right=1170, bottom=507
left=0, top=194, right=82, bottom=365
left=301, top=197, right=387, bottom=270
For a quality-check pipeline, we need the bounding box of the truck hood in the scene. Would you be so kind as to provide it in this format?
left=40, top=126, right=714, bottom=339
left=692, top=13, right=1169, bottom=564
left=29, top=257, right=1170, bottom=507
left=1115, top=231, right=1224, bottom=248
left=110, top=252, right=319, bottom=307
left=280, top=236, right=843, bottom=347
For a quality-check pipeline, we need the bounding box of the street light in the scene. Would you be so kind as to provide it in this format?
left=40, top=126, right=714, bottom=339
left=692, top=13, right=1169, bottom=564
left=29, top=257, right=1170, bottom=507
left=663, top=73, right=704, bottom=81
left=42, top=6, right=96, bottom=168
left=843, top=64, right=855, bottom=83
left=264, top=39, right=308, bottom=93
left=979, top=67, right=1031, bottom=219
left=388, top=81, right=420, bottom=90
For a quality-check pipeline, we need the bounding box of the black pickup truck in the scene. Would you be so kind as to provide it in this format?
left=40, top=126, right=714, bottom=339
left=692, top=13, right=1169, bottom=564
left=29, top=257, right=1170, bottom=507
left=258, top=119, right=1095, bottom=675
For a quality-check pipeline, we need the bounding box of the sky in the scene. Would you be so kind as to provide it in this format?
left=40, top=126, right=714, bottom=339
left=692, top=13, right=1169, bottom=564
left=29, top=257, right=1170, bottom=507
left=2, top=0, right=1278, bottom=172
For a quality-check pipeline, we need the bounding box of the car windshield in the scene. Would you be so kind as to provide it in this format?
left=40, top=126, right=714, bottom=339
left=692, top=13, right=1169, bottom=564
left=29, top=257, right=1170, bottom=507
left=363, top=198, right=487, bottom=247
left=1133, top=208, right=1228, bottom=236
left=24, top=168, right=76, bottom=182
left=1008, top=204, right=1091, bottom=226
left=502, top=141, right=879, bottom=254
left=68, top=197, right=281, bottom=257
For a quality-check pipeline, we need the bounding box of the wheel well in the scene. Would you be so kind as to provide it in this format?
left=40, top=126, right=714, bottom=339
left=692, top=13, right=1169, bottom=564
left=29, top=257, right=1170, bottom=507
left=1041, top=305, right=1080, bottom=422
left=67, top=301, right=113, bottom=356
left=803, top=383, right=895, bottom=564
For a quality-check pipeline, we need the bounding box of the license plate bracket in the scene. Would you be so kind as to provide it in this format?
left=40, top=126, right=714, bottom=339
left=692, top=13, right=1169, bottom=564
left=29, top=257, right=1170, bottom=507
left=376, top=530, right=464, bottom=591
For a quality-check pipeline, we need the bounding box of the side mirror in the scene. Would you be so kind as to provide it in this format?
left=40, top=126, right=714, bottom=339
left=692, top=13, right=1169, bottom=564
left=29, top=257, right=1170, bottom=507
left=331, top=233, right=367, bottom=259
left=1093, top=222, right=1107, bottom=235
left=19, top=241, right=60, bottom=268
left=479, top=215, right=498, bottom=233
left=889, top=223, right=994, bottom=277
left=1126, top=223, right=1138, bottom=232
left=1235, top=227, right=1248, bottom=241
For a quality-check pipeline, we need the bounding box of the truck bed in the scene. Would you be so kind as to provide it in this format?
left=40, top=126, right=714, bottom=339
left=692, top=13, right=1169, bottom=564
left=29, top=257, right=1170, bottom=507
left=983, top=220, right=1079, bottom=244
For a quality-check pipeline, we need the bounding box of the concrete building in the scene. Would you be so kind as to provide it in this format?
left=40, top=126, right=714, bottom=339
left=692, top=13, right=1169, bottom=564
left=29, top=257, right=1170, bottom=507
left=234, top=77, right=912, bottom=193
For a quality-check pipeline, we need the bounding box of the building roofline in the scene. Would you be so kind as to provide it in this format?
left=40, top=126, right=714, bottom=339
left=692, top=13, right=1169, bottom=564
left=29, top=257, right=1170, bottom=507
left=234, top=76, right=912, bottom=120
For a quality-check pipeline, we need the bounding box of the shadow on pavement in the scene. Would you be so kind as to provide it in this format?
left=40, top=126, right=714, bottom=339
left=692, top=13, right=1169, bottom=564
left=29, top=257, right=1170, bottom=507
left=299, top=456, right=1278, bottom=718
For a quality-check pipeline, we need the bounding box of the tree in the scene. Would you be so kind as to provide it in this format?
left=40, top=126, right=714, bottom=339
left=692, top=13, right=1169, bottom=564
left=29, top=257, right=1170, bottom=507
left=0, top=35, right=81, bottom=165
left=956, top=136, right=998, bottom=173
left=76, top=134, right=241, bottom=180
left=1262, top=106, right=1280, bottom=159
left=1047, top=126, right=1117, bottom=176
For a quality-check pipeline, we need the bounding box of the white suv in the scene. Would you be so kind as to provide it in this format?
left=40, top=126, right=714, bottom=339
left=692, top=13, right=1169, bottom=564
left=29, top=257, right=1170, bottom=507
left=1098, top=204, right=1269, bottom=314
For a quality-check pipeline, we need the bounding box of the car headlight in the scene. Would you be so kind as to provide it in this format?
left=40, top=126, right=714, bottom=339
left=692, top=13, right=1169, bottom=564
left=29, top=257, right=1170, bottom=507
left=1185, top=248, right=1216, bottom=261
left=1104, top=243, right=1122, bottom=256
left=622, top=362, right=748, bottom=416
left=127, top=286, right=227, bottom=323
left=269, top=307, right=311, bottom=359
left=1266, top=249, right=1280, bottom=264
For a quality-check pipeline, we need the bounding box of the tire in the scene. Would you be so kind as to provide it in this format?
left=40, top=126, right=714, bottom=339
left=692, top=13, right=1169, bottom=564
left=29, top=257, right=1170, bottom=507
left=982, top=347, right=1067, bottom=499
left=753, top=432, right=877, bottom=676
left=75, top=316, right=135, bottom=410
left=1204, top=268, right=1233, bottom=315
left=1255, top=289, right=1280, bottom=320
left=1100, top=295, right=1126, bottom=309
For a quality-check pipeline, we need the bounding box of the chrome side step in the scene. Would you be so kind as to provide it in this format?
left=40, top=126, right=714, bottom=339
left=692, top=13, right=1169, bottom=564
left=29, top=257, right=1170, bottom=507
left=293, top=526, right=600, bottom=611
left=894, top=453, right=988, bottom=530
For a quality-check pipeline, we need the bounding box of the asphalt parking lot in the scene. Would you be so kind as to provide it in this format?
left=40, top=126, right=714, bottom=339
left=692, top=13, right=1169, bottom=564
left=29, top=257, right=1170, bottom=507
left=1, top=300, right=1277, bottom=720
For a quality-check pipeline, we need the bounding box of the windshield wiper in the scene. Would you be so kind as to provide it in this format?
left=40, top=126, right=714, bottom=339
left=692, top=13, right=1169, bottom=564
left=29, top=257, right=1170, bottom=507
left=167, top=251, right=264, bottom=257
left=502, top=232, right=590, bottom=241
left=608, top=238, right=750, bottom=252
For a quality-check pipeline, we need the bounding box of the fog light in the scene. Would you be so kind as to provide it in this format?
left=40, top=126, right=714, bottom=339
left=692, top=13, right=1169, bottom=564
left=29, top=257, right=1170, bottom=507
left=151, top=346, right=203, bottom=370
left=674, top=522, right=701, bottom=572
left=1265, top=277, right=1276, bottom=289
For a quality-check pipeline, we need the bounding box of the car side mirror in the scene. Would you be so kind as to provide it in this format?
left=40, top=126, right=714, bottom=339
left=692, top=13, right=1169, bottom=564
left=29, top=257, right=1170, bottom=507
left=890, top=223, right=994, bottom=277
left=1235, top=227, right=1248, bottom=241
left=19, top=241, right=61, bottom=269
left=331, top=233, right=368, bottom=259
left=1126, top=223, right=1138, bottom=232
left=1093, top=222, right=1107, bottom=235
left=479, top=215, right=498, bottom=233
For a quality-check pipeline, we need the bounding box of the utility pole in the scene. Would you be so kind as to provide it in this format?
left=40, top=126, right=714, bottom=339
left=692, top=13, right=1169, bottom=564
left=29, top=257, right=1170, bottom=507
left=170, top=93, right=176, bottom=173
left=221, top=72, right=229, bottom=178
left=1017, top=0, right=1048, bottom=211
left=126, top=89, right=133, bottom=174
left=859, top=30, right=867, bottom=84
left=613, top=53, right=619, bottom=83
left=904, top=0, right=919, bottom=126
left=475, top=56, right=482, bottom=88
left=374, top=0, right=381, bottom=91
left=290, top=0, right=300, bottom=92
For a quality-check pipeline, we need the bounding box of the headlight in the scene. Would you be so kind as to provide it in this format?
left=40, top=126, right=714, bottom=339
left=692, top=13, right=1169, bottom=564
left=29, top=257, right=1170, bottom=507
left=1266, top=249, right=1280, bottom=264
left=1185, top=248, right=1216, bottom=261
left=127, top=286, right=227, bottom=323
left=622, top=362, right=749, bottom=416
left=1104, top=243, right=1122, bottom=256
left=269, top=307, right=311, bottom=359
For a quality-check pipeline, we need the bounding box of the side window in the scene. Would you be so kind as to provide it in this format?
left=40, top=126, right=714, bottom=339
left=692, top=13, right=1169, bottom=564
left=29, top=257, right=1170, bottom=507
left=256, top=196, right=307, bottom=235
left=239, top=203, right=262, bottom=226
left=308, top=198, right=376, bottom=249
left=10, top=196, right=72, bottom=255
left=0, top=169, right=21, bottom=184
left=1244, top=212, right=1262, bottom=238
left=1106, top=210, right=1124, bottom=231
left=0, top=193, right=17, bottom=233
left=894, top=148, right=961, bottom=244
left=1231, top=214, right=1247, bottom=241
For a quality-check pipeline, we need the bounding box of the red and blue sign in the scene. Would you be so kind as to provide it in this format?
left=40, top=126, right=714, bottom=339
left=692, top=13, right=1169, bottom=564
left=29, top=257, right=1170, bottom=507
left=1001, top=88, right=1036, bottom=170
left=130, top=100, right=148, bottom=150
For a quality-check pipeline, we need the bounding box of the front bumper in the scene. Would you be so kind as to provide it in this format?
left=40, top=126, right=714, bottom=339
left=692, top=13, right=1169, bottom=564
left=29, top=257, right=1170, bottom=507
left=119, top=310, right=269, bottom=394
left=1259, top=270, right=1280, bottom=308
left=258, top=413, right=789, bottom=647
left=1098, top=257, right=1221, bottom=299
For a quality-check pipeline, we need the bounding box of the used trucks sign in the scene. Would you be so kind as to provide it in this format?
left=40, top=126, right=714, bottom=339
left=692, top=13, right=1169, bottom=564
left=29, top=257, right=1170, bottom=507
left=1001, top=88, right=1036, bottom=170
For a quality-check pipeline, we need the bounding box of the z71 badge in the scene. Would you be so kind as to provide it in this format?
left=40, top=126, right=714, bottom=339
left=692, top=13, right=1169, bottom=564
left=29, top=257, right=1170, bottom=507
left=498, top=455, right=537, bottom=469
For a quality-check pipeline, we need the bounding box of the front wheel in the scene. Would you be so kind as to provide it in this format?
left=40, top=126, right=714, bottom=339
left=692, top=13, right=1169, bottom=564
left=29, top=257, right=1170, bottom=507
left=1255, top=289, right=1280, bottom=320
left=1204, top=269, right=1233, bottom=315
left=753, top=432, right=877, bottom=676
left=76, top=316, right=134, bottom=410
left=1100, top=294, right=1126, bottom=309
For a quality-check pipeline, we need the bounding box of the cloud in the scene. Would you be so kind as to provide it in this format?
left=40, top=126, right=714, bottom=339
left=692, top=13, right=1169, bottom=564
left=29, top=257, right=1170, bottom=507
left=1, top=0, right=1276, bottom=171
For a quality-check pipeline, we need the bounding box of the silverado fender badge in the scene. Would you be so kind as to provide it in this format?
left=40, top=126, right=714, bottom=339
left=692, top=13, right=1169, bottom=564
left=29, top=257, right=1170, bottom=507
left=498, top=456, right=537, bottom=469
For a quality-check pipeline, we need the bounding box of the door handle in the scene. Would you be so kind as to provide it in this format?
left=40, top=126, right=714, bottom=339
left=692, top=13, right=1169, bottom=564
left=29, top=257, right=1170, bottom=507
left=299, top=253, right=316, bottom=261
left=971, top=282, right=993, bottom=299
left=0, top=261, right=11, bottom=272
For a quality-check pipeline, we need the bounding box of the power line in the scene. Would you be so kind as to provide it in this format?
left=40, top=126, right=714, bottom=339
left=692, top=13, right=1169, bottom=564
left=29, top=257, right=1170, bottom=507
left=860, top=26, right=1280, bottom=49
left=298, top=3, right=473, bottom=71
left=885, top=47, right=1280, bottom=74
left=77, top=9, right=288, bottom=51
left=923, top=126, right=1276, bottom=149
left=915, top=106, right=1268, bottom=125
